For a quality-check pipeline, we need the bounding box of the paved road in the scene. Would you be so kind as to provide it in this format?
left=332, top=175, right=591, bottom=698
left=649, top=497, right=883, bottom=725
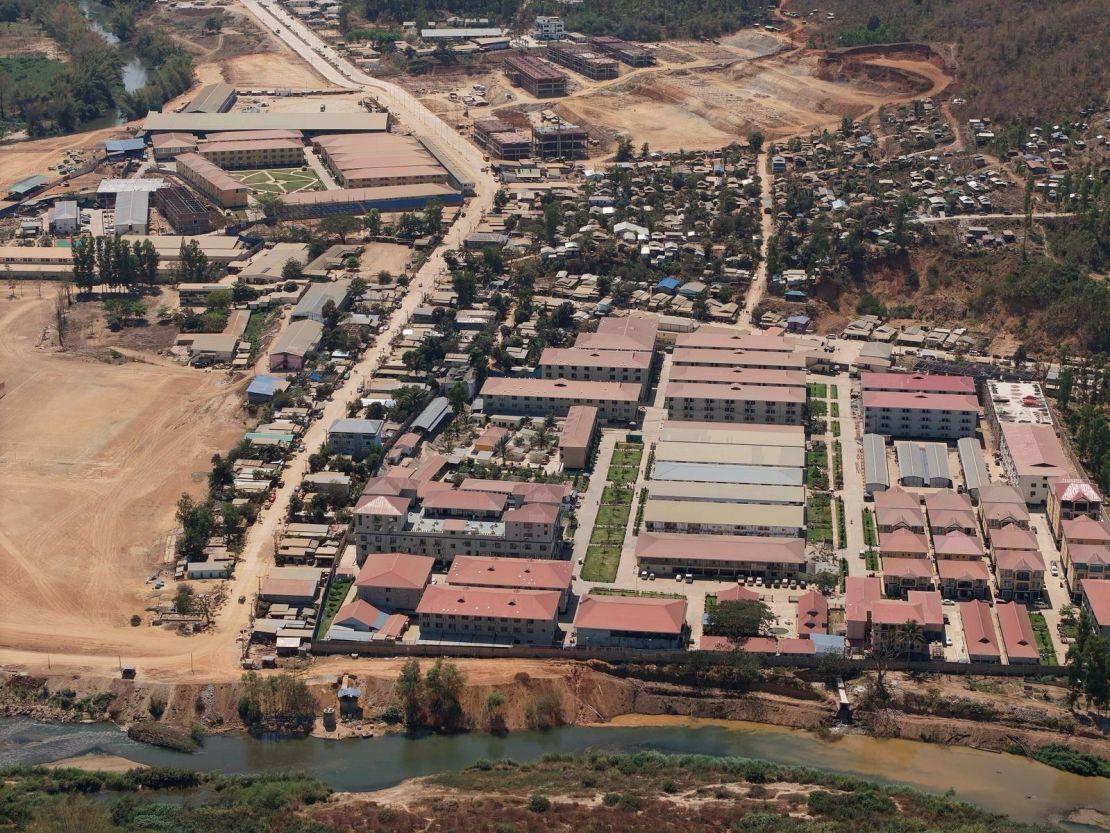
left=833, top=373, right=866, bottom=573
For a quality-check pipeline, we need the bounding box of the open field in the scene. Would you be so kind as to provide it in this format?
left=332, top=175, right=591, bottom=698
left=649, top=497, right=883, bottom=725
left=232, top=167, right=322, bottom=194
left=0, top=22, right=65, bottom=60
left=555, top=47, right=951, bottom=150
left=0, top=123, right=133, bottom=194
left=0, top=295, right=247, bottom=659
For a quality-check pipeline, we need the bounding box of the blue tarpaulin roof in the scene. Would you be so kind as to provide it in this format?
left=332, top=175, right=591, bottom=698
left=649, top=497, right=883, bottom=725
left=655, top=277, right=679, bottom=291
left=247, top=375, right=284, bottom=397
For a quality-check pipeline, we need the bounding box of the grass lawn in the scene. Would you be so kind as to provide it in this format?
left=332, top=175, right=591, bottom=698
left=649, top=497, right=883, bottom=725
left=862, top=509, right=877, bottom=546
left=581, top=545, right=621, bottom=582
left=831, top=384, right=839, bottom=397
left=865, top=549, right=880, bottom=572
left=233, top=166, right=322, bottom=195
left=807, top=399, right=828, bottom=418
left=1028, top=612, right=1059, bottom=664
left=611, top=444, right=643, bottom=467
left=807, top=493, right=833, bottom=544
left=831, top=421, right=841, bottom=437
left=314, top=578, right=352, bottom=638
left=831, top=402, right=840, bottom=418
left=601, top=485, right=635, bottom=505
left=806, top=449, right=828, bottom=469
left=243, top=309, right=280, bottom=355
left=596, top=503, right=631, bottom=527
left=607, top=464, right=639, bottom=486
left=807, top=382, right=828, bottom=399
left=590, top=525, right=625, bottom=544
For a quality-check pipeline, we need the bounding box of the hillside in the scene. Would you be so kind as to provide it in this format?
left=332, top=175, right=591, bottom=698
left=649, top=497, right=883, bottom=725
left=789, top=0, right=1110, bottom=127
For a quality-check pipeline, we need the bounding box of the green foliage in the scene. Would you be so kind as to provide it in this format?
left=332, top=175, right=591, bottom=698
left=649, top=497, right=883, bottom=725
left=1030, top=744, right=1110, bottom=777
left=126, top=720, right=198, bottom=752
left=237, top=671, right=317, bottom=736
left=527, top=793, right=551, bottom=812
left=705, top=599, right=774, bottom=638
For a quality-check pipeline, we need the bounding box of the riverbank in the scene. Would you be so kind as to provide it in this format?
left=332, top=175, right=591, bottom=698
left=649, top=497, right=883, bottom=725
left=2, top=659, right=1106, bottom=763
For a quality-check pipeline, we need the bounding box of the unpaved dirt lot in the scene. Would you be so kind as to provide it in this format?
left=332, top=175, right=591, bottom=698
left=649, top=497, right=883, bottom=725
left=556, top=48, right=952, bottom=150
left=0, top=295, right=246, bottom=659
left=0, top=125, right=134, bottom=196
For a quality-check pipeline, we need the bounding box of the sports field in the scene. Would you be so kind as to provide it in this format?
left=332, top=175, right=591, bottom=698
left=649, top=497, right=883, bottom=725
left=231, top=167, right=322, bottom=194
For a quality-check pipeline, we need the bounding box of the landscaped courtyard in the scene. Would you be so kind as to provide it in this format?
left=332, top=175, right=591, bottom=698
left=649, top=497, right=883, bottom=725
left=231, top=167, right=322, bottom=195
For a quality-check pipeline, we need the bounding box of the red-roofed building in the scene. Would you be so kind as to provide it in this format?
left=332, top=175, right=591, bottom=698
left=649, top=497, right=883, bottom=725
left=328, top=599, right=409, bottom=642
left=558, top=405, right=599, bottom=470
left=989, top=523, right=1039, bottom=552
left=997, top=422, right=1074, bottom=505
left=861, top=372, right=976, bottom=395
left=862, top=390, right=979, bottom=440
left=924, top=492, right=977, bottom=536
left=996, top=602, right=1040, bottom=664
left=960, top=599, right=1001, bottom=662
left=867, top=590, right=944, bottom=655
left=778, top=637, right=817, bottom=655
left=879, top=528, right=930, bottom=559
left=979, top=484, right=1031, bottom=540
left=574, top=594, right=688, bottom=648
left=422, top=489, right=508, bottom=517
left=874, top=487, right=925, bottom=534
left=937, top=558, right=990, bottom=600
left=635, top=532, right=807, bottom=580
left=994, top=548, right=1045, bottom=602
left=1062, top=517, right=1110, bottom=590
left=1047, top=477, right=1102, bottom=541
left=795, top=590, right=828, bottom=637
left=715, top=584, right=761, bottom=604
left=932, top=530, right=986, bottom=561
left=844, top=576, right=882, bottom=641
left=416, top=585, right=561, bottom=644
left=354, top=553, right=434, bottom=611
left=1080, top=579, right=1110, bottom=637
left=881, top=556, right=935, bottom=597
left=700, top=635, right=776, bottom=653
left=447, top=555, right=573, bottom=611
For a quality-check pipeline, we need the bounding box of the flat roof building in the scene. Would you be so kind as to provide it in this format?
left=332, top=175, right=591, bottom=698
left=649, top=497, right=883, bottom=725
left=154, top=184, right=214, bottom=234
left=503, top=54, right=567, bottom=97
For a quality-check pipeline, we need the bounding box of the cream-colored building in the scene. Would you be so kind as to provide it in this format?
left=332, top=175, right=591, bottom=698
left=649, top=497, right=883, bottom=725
left=175, top=153, right=249, bottom=208
left=642, top=499, right=805, bottom=538
left=665, top=382, right=804, bottom=425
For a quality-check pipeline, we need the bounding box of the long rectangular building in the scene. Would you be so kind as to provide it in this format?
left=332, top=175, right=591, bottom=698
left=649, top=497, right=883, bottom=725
left=658, top=421, right=805, bottom=447
left=313, top=133, right=448, bottom=188
left=480, top=377, right=639, bottom=423
left=587, top=35, right=655, bottom=66
left=503, top=54, right=567, bottom=97
left=646, top=480, right=804, bottom=506
left=546, top=42, right=618, bottom=79
left=197, top=136, right=305, bottom=170
left=665, top=382, right=805, bottom=425
left=538, top=347, right=652, bottom=397
left=675, top=331, right=795, bottom=352
left=176, top=152, right=249, bottom=209
left=642, top=499, right=805, bottom=537
left=143, top=111, right=390, bottom=135
left=276, top=184, right=462, bottom=220
left=654, top=440, right=805, bottom=468
left=998, top=422, right=1074, bottom=505
left=635, top=532, right=807, bottom=579
left=668, top=365, right=806, bottom=389
left=671, top=347, right=805, bottom=371
left=862, top=390, right=979, bottom=440
left=416, top=585, right=560, bottom=645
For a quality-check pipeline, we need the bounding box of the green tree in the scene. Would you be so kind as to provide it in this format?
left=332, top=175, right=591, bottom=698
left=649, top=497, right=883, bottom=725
left=282, top=258, right=304, bottom=281
left=706, top=599, right=774, bottom=638
left=176, top=493, right=214, bottom=561
left=452, top=271, right=477, bottom=308
left=447, top=381, right=468, bottom=413
left=176, top=240, right=212, bottom=284
left=895, top=619, right=925, bottom=658
left=362, top=207, right=381, bottom=236
left=543, top=201, right=561, bottom=243
left=748, top=131, right=764, bottom=154
left=319, top=213, right=361, bottom=243
left=395, top=658, right=423, bottom=728
left=255, top=191, right=284, bottom=224
left=423, top=658, right=465, bottom=730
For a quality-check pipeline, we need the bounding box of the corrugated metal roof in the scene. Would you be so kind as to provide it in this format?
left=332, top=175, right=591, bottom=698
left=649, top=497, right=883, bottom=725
left=114, top=190, right=149, bottom=228
left=895, top=441, right=951, bottom=486
left=957, top=437, right=990, bottom=495
left=143, top=111, right=389, bottom=133
left=651, top=460, right=804, bottom=487
left=412, top=396, right=452, bottom=433
left=863, top=433, right=890, bottom=490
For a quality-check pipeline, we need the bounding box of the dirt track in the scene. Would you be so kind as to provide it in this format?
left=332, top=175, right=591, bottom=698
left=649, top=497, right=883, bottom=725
left=0, top=295, right=246, bottom=661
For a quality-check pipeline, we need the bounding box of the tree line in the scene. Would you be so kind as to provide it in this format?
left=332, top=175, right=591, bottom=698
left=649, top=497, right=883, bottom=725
left=72, top=236, right=159, bottom=293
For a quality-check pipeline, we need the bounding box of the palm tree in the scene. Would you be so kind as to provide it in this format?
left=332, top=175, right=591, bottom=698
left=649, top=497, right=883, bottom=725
left=895, top=619, right=924, bottom=658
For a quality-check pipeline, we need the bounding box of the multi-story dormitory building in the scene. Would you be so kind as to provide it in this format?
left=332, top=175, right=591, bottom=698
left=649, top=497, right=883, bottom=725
left=352, top=478, right=563, bottom=564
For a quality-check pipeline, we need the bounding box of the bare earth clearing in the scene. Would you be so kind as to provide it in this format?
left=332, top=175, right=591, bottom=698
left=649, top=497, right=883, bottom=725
left=0, top=295, right=246, bottom=659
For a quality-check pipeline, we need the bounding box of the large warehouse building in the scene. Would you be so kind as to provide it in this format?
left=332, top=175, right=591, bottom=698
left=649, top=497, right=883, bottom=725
left=313, top=133, right=449, bottom=188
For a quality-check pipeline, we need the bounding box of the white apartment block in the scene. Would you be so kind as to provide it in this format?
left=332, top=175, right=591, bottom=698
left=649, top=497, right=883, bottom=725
left=480, top=377, right=640, bottom=423
left=538, top=347, right=652, bottom=398
left=532, top=16, right=565, bottom=40
left=665, top=382, right=804, bottom=425
left=861, top=391, right=978, bottom=440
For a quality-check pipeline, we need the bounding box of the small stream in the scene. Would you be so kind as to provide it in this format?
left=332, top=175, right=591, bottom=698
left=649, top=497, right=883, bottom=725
left=0, top=716, right=1106, bottom=830
left=77, top=0, right=150, bottom=127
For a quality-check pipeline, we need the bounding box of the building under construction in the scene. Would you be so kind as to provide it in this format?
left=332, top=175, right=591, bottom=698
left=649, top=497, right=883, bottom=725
left=503, top=54, right=567, bottom=98
left=154, top=184, right=217, bottom=235
left=532, top=123, right=588, bottom=160
left=587, top=35, right=656, bottom=67
left=545, top=42, right=618, bottom=80
left=473, top=119, right=532, bottom=161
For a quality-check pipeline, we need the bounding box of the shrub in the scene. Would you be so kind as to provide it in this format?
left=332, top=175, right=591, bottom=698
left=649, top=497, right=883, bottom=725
left=527, top=793, right=551, bottom=812
left=148, top=695, right=166, bottom=719
left=603, top=792, right=621, bottom=806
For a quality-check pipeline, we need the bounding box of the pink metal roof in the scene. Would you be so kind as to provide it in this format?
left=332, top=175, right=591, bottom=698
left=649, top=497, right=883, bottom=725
left=422, top=489, right=508, bottom=513
left=503, top=503, right=560, bottom=524
left=417, top=585, right=560, bottom=621
left=574, top=594, right=687, bottom=635
left=861, top=372, right=976, bottom=395
left=874, top=486, right=921, bottom=510
left=996, top=602, right=1039, bottom=662
left=480, top=377, right=641, bottom=401
left=559, top=405, right=598, bottom=450
left=960, top=599, right=1000, bottom=658
left=636, top=532, right=806, bottom=565
left=932, top=531, right=985, bottom=559
left=446, top=555, right=572, bottom=592
left=977, top=483, right=1026, bottom=506
left=1081, top=579, right=1110, bottom=627
left=879, top=528, right=930, bottom=556
left=1063, top=516, right=1110, bottom=544
left=675, top=331, right=794, bottom=352
left=671, top=347, right=806, bottom=369
left=993, top=549, right=1045, bottom=573
left=458, top=478, right=573, bottom=503
left=989, top=523, right=1038, bottom=551
left=936, top=558, right=990, bottom=581
left=333, top=599, right=387, bottom=629
left=355, top=553, right=434, bottom=590
left=862, top=390, right=979, bottom=411
left=666, top=381, right=805, bottom=403
left=354, top=494, right=411, bottom=516
left=1067, top=543, right=1110, bottom=567
left=667, top=365, right=807, bottom=387
left=999, top=423, right=1072, bottom=477
left=924, top=491, right=974, bottom=513
left=1049, top=477, right=1101, bottom=503
left=540, top=347, right=652, bottom=369
left=716, top=584, right=760, bottom=603
left=795, top=590, right=828, bottom=636
left=778, top=637, right=817, bottom=655
left=881, top=556, right=934, bottom=578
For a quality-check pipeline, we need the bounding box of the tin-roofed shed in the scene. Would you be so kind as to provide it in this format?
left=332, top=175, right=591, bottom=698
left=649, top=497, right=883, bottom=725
left=863, top=433, right=890, bottom=493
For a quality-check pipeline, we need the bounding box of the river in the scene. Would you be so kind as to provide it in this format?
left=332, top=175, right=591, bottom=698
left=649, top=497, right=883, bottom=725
left=0, top=716, right=1106, bottom=830
left=77, top=0, right=150, bottom=127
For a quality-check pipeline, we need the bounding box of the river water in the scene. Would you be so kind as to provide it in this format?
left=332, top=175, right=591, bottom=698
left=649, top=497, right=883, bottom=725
left=77, top=0, right=150, bottom=127
left=0, top=715, right=1106, bottom=829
